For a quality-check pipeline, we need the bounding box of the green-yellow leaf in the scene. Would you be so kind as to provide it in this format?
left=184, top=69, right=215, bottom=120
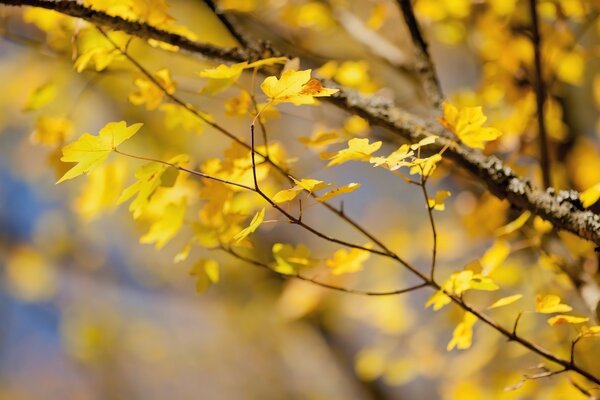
left=428, top=190, right=451, bottom=211
left=326, top=246, right=370, bottom=275
left=272, top=243, right=313, bottom=275
left=58, top=121, right=142, bottom=183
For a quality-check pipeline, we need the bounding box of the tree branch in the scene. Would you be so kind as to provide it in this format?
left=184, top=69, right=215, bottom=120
left=2, top=0, right=599, bottom=246
left=528, top=0, right=552, bottom=188
left=396, top=0, right=443, bottom=108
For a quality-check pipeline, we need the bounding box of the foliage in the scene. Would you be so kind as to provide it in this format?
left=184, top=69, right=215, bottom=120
left=1, top=0, right=600, bottom=398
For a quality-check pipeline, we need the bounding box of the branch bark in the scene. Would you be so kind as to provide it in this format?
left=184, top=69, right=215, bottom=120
left=2, top=0, right=599, bottom=247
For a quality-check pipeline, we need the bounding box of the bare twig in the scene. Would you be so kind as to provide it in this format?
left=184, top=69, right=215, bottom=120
left=223, top=246, right=428, bottom=296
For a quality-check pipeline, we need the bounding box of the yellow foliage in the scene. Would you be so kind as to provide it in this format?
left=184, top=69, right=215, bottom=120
left=535, top=294, right=572, bottom=314
left=447, top=312, right=477, bottom=351
left=261, top=69, right=338, bottom=106
left=58, top=121, right=142, bottom=183
left=439, top=102, right=502, bottom=149
left=326, top=246, right=370, bottom=275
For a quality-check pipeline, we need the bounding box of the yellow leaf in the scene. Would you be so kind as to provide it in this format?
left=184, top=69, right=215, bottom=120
left=547, top=315, right=589, bottom=326
left=408, top=153, right=442, bottom=176
left=272, top=243, right=313, bottom=275
left=370, top=144, right=413, bottom=170
left=74, top=28, right=129, bottom=72
left=536, top=294, right=573, bottom=314
left=428, top=190, right=452, bottom=211
left=272, top=187, right=303, bottom=203
left=224, top=90, right=251, bottom=116
left=325, top=138, right=382, bottom=166
left=299, top=129, right=341, bottom=149
left=160, top=103, right=209, bottom=134
left=488, top=294, right=523, bottom=309
left=189, top=259, right=220, bottom=293
left=480, top=239, right=510, bottom=276
left=233, top=208, right=265, bottom=243
left=495, top=211, right=531, bottom=236
left=581, top=183, right=600, bottom=208
left=447, top=312, right=477, bottom=351
left=58, top=121, right=142, bottom=183
left=30, top=115, right=73, bottom=145
left=246, top=57, right=288, bottom=69
left=439, top=102, right=502, bottom=149
left=23, top=82, right=57, bottom=111
left=425, top=290, right=452, bottom=311
left=367, top=3, right=387, bottom=30
left=129, top=68, right=175, bottom=110
left=199, top=62, right=248, bottom=94
left=291, top=177, right=332, bottom=192
left=74, top=160, right=127, bottom=220
left=118, top=154, right=189, bottom=219
left=261, top=69, right=338, bottom=105
left=140, top=201, right=186, bottom=249
left=326, top=246, right=370, bottom=275
left=344, top=115, right=370, bottom=136
left=6, top=246, right=56, bottom=302
left=316, top=183, right=361, bottom=202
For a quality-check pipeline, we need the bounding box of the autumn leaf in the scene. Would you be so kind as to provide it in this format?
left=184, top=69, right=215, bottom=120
left=118, top=154, right=188, bottom=219
left=428, top=191, right=452, bottom=211
left=547, top=315, right=589, bottom=326
left=23, top=82, right=57, bottom=111
left=439, top=102, right=502, bottom=149
left=581, top=183, right=600, bottom=208
left=316, top=183, right=361, bottom=202
left=535, top=294, right=572, bottom=314
left=58, top=121, right=142, bottom=183
left=189, top=259, right=220, bottom=293
left=129, top=68, right=175, bottom=110
left=495, top=211, right=531, bottom=236
left=261, top=69, right=338, bottom=105
left=140, top=201, right=186, bottom=249
left=272, top=243, right=314, bottom=275
left=488, top=294, right=523, bottom=309
left=233, top=208, right=265, bottom=244
left=447, top=312, right=477, bottom=351
left=326, top=246, right=370, bottom=275
left=324, top=138, right=382, bottom=166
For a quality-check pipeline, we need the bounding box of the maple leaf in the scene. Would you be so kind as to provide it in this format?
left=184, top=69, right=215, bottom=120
left=261, top=69, right=338, bottom=105
left=439, top=102, right=502, bottom=149
left=58, top=121, right=142, bottom=183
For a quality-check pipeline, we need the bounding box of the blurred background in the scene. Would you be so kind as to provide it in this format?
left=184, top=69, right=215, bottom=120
left=0, top=0, right=599, bottom=399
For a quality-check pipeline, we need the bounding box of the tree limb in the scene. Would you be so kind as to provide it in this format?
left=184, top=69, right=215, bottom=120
left=2, top=0, right=599, bottom=247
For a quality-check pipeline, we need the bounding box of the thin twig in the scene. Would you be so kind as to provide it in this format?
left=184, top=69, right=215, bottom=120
left=223, top=246, right=428, bottom=296
left=528, top=0, right=551, bottom=188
